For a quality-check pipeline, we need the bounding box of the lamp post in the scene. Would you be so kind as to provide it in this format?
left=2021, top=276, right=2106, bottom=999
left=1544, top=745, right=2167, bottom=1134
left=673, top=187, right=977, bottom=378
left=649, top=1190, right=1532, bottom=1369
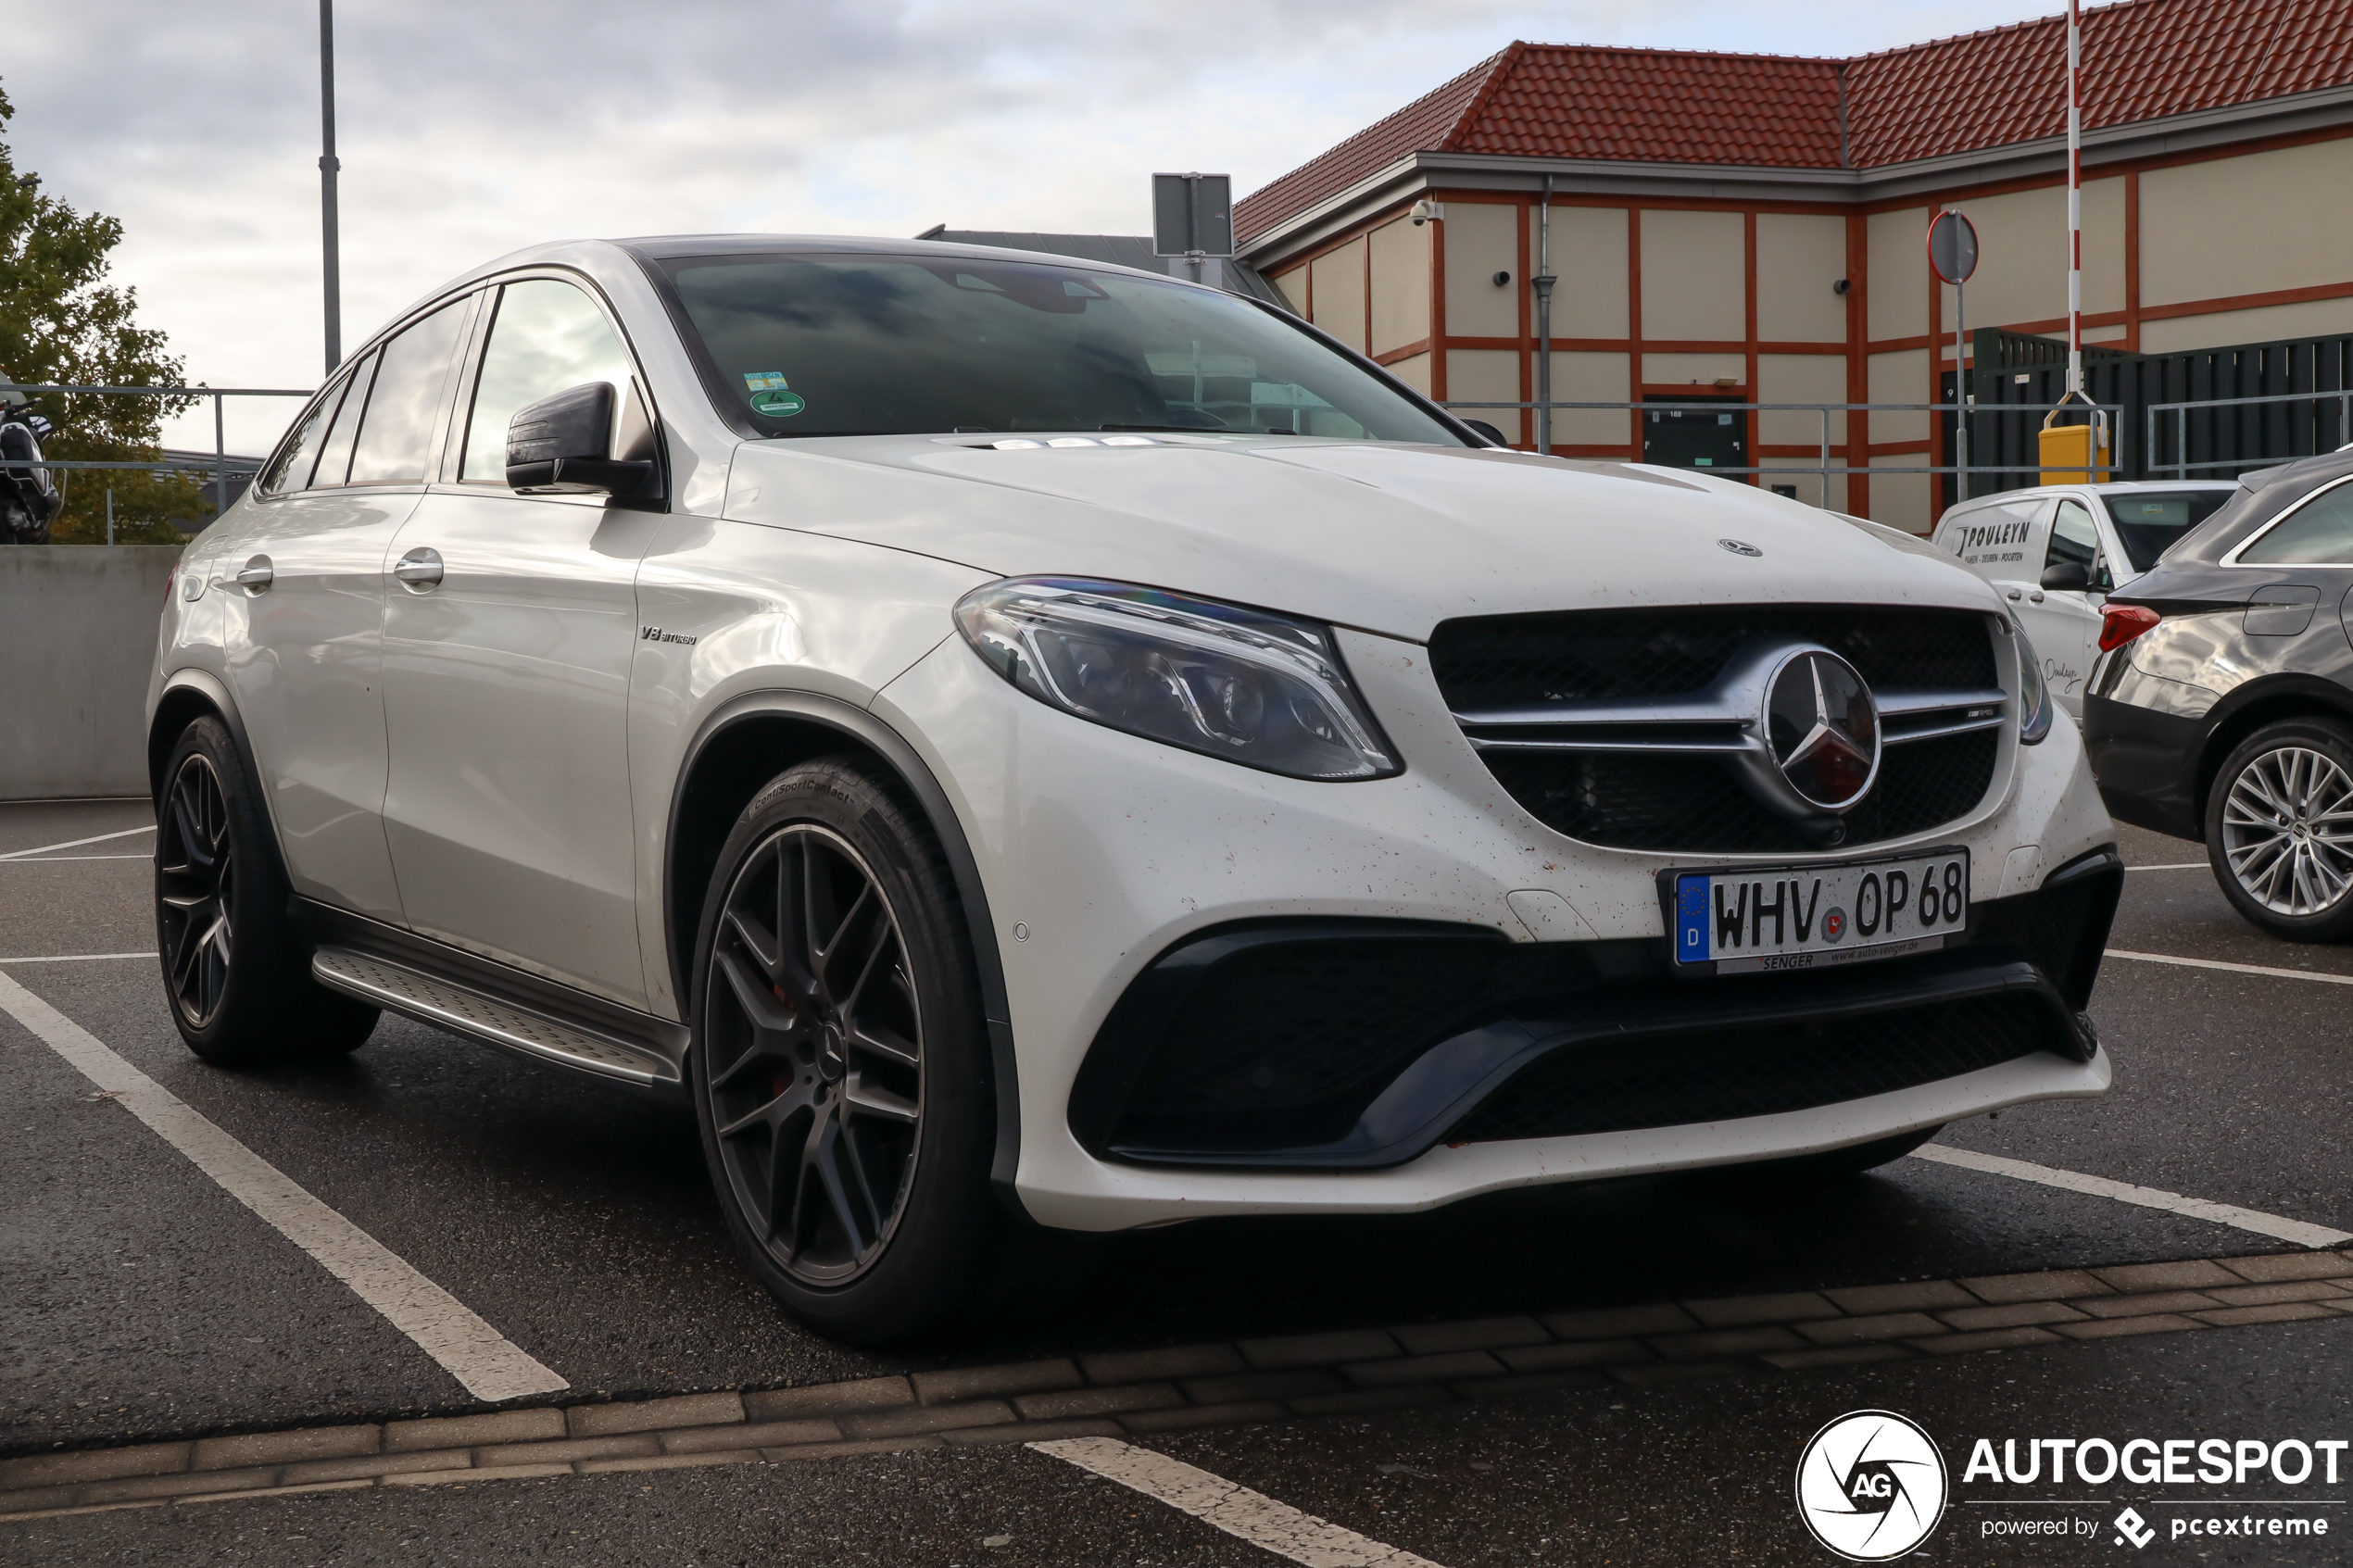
left=320, top=0, right=343, bottom=374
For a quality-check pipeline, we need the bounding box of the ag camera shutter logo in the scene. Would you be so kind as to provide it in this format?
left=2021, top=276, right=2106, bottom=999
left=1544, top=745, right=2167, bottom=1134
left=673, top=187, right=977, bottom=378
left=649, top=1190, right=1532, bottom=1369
left=1796, top=1410, right=1949, bottom=1561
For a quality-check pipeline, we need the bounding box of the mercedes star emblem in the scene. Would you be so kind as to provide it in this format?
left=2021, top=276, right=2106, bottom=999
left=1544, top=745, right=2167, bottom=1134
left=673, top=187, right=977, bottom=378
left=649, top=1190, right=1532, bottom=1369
left=1766, top=650, right=1881, bottom=810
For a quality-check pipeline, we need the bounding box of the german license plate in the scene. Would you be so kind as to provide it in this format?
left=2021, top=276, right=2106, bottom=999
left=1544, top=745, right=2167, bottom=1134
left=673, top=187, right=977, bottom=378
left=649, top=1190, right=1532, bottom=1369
left=1667, top=847, right=1970, bottom=975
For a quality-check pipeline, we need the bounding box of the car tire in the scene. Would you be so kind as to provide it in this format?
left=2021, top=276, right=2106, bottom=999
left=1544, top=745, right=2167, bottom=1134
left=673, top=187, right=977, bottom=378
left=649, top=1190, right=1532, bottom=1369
left=689, top=758, right=1061, bottom=1344
left=155, top=717, right=381, bottom=1064
left=1752, top=1124, right=1944, bottom=1182
left=2205, top=717, right=2353, bottom=942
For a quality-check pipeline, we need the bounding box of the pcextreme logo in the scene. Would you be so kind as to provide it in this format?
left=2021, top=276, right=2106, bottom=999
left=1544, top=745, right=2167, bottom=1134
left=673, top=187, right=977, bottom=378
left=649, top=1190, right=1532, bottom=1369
left=1796, top=1410, right=1950, bottom=1561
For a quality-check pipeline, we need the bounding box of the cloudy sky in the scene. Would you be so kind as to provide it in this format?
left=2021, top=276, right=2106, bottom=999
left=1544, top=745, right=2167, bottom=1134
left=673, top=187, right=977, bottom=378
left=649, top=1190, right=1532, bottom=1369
left=8, top=0, right=2057, bottom=452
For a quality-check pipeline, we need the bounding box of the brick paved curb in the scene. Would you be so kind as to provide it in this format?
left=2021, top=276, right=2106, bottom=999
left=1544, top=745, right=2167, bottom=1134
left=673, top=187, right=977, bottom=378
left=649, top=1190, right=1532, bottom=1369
left=6, top=1247, right=2349, bottom=1523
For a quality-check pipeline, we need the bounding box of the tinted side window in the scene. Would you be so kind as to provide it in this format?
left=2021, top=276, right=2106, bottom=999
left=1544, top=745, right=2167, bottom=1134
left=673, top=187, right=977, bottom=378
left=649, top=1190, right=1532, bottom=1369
left=309, top=348, right=381, bottom=490
left=459, top=280, right=635, bottom=483
left=347, top=302, right=470, bottom=485
left=2241, top=480, right=2353, bottom=565
left=257, top=376, right=353, bottom=497
left=2046, top=499, right=2099, bottom=572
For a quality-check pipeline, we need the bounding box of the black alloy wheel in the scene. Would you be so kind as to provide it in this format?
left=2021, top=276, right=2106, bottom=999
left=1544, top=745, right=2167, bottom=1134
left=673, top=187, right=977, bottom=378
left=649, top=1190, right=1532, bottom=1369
left=152, top=716, right=379, bottom=1064
left=157, top=749, right=235, bottom=1028
left=704, top=822, right=925, bottom=1285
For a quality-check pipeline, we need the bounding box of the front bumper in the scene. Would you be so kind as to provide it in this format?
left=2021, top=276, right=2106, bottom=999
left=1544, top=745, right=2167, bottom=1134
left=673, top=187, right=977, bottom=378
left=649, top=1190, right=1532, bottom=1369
left=875, top=621, right=2120, bottom=1231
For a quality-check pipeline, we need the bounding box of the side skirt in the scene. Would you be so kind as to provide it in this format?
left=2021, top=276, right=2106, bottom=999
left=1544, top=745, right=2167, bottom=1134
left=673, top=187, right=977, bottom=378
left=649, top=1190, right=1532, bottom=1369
left=296, top=901, right=688, bottom=1100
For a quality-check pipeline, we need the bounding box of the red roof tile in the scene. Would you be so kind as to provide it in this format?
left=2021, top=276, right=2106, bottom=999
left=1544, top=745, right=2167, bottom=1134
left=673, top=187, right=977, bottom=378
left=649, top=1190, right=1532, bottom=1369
left=1235, top=0, right=2353, bottom=244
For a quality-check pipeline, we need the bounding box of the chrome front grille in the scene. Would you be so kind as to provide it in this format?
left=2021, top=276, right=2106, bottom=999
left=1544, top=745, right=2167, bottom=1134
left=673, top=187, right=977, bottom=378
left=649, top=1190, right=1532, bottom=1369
left=1430, top=605, right=2006, bottom=853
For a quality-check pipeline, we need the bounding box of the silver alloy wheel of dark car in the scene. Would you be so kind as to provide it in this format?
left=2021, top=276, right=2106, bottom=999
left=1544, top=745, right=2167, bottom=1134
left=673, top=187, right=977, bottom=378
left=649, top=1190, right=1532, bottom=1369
left=702, top=822, right=925, bottom=1286
left=2220, top=744, right=2353, bottom=917
left=157, top=750, right=236, bottom=1028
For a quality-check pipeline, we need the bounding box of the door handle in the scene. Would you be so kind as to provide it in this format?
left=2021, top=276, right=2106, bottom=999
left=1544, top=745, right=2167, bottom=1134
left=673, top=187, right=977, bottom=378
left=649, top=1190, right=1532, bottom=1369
left=234, top=555, right=273, bottom=593
left=394, top=547, right=444, bottom=589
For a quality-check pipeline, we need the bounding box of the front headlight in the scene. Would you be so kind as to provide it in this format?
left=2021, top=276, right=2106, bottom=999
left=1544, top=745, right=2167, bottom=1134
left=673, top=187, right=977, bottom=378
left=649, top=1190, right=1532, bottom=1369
left=2013, top=621, right=2054, bottom=745
left=954, top=577, right=1401, bottom=780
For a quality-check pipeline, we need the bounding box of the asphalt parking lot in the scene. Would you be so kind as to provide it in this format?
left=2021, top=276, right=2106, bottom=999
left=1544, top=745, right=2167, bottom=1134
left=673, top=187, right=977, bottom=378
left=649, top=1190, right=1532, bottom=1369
left=6, top=795, right=2353, bottom=1564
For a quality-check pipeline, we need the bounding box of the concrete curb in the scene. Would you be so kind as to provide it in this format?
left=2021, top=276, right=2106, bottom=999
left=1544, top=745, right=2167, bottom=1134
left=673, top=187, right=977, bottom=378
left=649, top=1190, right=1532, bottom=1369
left=6, top=1246, right=2348, bottom=1523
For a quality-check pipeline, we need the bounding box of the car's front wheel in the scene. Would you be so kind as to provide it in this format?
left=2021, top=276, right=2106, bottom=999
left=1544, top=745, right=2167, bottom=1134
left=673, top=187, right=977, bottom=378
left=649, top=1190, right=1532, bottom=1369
left=690, top=759, right=1035, bottom=1344
left=2208, top=718, right=2353, bottom=941
left=155, top=716, right=380, bottom=1063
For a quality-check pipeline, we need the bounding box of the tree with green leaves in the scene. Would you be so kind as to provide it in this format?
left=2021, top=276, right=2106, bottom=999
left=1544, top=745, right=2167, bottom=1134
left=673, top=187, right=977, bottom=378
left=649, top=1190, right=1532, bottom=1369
left=0, top=80, right=206, bottom=544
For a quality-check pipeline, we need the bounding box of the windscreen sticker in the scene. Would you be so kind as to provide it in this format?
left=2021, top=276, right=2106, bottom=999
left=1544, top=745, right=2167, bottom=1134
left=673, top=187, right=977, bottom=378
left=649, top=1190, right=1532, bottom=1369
left=742, top=370, right=789, bottom=391
left=750, top=390, right=806, bottom=418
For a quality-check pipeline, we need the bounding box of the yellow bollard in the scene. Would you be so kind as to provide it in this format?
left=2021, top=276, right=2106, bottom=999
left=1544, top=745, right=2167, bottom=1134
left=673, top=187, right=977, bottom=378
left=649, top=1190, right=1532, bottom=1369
left=2038, top=416, right=2111, bottom=484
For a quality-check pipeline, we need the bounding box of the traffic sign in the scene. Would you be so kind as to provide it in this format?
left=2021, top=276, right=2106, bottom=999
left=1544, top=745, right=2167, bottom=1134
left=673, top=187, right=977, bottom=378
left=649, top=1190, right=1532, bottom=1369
left=1927, top=210, right=1979, bottom=285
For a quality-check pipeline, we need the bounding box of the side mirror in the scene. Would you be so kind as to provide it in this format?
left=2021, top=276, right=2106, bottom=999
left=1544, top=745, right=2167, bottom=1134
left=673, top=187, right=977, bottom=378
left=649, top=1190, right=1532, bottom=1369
left=507, top=382, right=653, bottom=496
left=1461, top=419, right=1509, bottom=448
left=2039, top=560, right=2090, bottom=593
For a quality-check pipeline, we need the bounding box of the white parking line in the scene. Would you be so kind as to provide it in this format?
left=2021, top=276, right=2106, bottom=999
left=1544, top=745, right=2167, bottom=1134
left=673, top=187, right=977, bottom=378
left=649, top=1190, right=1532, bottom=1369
left=0, top=854, right=153, bottom=862
left=1032, top=1437, right=1448, bottom=1568
left=0, top=825, right=155, bottom=861
left=0, top=953, right=153, bottom=964
left=0, top=970, right=568, bottom=1402
left=2124, top=862, right=2208, bottom=872
left=1913, top=1144, right=2353, bottom=1248
left=2108, top=948, right=2353, bottom=987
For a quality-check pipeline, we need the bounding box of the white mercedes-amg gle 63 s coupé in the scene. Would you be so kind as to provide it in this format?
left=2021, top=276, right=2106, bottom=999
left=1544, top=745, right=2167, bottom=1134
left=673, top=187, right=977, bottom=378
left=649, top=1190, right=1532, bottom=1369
left=148, top=235, right=2120, bottom=1341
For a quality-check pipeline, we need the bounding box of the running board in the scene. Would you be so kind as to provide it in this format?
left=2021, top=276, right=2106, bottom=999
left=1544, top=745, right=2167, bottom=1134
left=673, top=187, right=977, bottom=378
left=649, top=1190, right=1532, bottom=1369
left=312, top=947, right=680, bottom=1089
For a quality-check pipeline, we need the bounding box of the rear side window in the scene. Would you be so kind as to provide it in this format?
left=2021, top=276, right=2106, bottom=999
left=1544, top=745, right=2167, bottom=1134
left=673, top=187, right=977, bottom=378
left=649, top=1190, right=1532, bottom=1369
left=459, top=279, right=636, bottom=483
left=257, top=376, right=352, bottom=497
left=347, top=302, right=470, bottom=485
left=2046, top=499, right=2099, bottom=573
left=308, top=348, right=380, bottom=490
left=2241, top=478, right=2353, bottom=565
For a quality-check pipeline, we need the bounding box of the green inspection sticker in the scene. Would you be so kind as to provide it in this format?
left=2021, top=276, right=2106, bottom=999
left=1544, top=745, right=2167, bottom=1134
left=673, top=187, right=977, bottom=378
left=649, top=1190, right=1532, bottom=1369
left=750, top=389, right=806, bottom=418
left=742, top=370, right=789, bottom=391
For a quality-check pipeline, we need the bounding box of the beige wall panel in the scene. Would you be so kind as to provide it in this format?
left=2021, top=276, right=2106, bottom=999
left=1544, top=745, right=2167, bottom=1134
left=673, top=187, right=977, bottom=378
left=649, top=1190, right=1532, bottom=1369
left=1755, top=354, right=1848, bottom=448
left=1446, top=348, right=1524, bottom=444
left=1867, top=458, right=1934, bottom=534
left=2083, top=323, right=2129, bottom=343
left=1309, top=237, right=1368, bottom=352
left=2140, top=295, right=2353, bottom=354
left=1384, top=350, right=1432, bottom=396
left=1925, top=182, right=2126, bottom=332
left=1443, top=203, right=1521, bottom=340
left=1868, top=348, right=1930, bottom=444
left=1368, top=218, right=1431, bottom=357
left=1642, top=351, right=1747, bottom=385
left=1269, top=265, right=1307, bottom=315
left=1535, top=205, right=1629, bottom=339
left=2142, top=139, right=2353, bottom=308
left=1867, top=206, right=1930, bottom=342
left=1756, top=213, right=1849, bottom=343
left=1548, top=350, right=1631, bottom=446
left=1641, top=208, right=1746, bottom=343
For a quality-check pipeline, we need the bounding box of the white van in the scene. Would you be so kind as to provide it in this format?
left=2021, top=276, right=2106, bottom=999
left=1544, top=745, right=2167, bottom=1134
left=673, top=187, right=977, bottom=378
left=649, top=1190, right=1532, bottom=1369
left=1931, top=481, right=2237, bottom=715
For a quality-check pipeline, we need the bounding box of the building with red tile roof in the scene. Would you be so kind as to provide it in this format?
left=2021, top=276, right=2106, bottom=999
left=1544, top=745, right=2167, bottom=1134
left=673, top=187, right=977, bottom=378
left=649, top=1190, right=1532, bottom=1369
left=1237, top=0, right=2353, bottom=530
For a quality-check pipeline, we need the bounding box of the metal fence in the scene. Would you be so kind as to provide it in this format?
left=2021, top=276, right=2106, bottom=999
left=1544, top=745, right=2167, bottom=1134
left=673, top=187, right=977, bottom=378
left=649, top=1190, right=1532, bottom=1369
left=1439, top=398, right=2125, bottom=503
left=0, top=383, right=314, bottom=523
left=2145, top=387, right=2353, bottom=479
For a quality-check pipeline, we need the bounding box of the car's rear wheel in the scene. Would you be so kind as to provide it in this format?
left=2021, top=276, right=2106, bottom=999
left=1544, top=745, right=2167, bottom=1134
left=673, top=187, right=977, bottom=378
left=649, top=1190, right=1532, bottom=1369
left=155, top=717, right=380, bottom=1063
left=2208, top=718, right=2353, bottom=942
left=690, top=759, right=1054, bottom=1344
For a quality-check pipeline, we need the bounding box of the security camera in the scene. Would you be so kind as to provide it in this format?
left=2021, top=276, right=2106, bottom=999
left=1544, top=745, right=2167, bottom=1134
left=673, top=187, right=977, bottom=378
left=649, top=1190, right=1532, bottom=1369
left=1409, top=200, right=1445, bottom=226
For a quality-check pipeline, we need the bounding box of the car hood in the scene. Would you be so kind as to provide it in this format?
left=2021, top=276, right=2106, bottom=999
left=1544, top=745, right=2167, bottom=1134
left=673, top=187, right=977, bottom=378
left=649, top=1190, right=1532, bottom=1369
left=722, top=435, right=2001, bottom=642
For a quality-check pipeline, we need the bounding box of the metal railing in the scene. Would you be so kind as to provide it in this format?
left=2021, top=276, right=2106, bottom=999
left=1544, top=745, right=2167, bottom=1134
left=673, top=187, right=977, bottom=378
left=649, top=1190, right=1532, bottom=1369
left=2145, top=387, right=2353, bottom=480
left=0, top=383, right=315, bottom=517
left=1440, top=399, right=2126, bottom=503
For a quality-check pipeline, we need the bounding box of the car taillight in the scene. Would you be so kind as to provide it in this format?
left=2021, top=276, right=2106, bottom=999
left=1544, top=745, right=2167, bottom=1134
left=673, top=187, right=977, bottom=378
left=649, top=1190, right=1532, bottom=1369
left=2099, top=604, right=2161, bottom=652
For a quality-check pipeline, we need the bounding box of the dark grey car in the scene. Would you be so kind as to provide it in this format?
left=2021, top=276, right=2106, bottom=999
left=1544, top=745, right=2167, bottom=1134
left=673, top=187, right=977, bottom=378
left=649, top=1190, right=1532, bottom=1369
left=2087, top=447, right=2353, bottom=939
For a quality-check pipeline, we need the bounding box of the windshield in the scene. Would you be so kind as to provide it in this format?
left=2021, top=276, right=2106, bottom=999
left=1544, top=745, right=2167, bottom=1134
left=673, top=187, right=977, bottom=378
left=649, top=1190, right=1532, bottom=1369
left=2104, top=490, right=2234, bottom=571
left=653, top=252, right=1462, bottom=444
